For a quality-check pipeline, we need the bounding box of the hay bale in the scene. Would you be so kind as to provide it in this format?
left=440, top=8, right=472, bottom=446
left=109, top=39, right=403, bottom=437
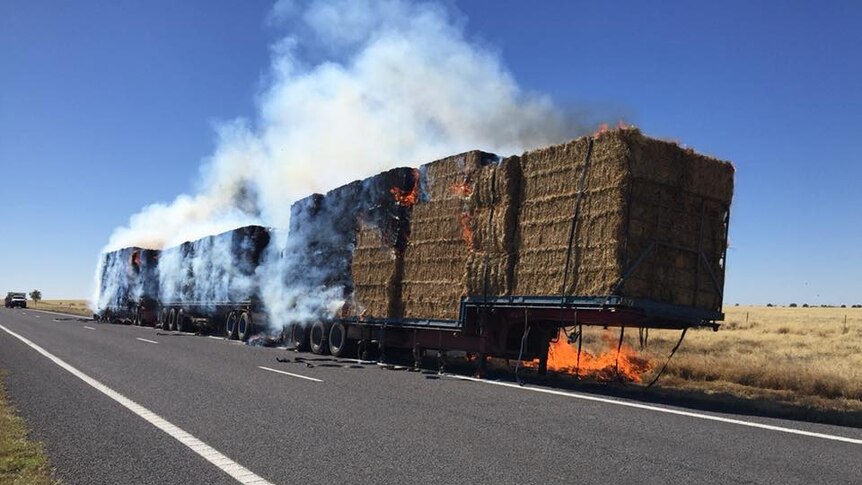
left=464, top=251, right=513, bottom=297
left=350, top=220, right=404, bottom=319
left=348, top=167, right=416, bottom=319
left=513, top=128, right=733, bottom=312
left=402, top=152, right=491, bottom=320
left=402, top=151, right=521, bottom=320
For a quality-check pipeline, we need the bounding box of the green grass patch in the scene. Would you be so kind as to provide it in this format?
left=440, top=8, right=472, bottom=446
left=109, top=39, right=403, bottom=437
left=0, top=370, right=58, bottom=484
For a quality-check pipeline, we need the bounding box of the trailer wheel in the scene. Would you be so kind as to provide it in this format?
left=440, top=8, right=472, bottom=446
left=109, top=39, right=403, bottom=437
left=309, top=321, right=330, bottom=355
left=289, top=323, right=310, bottom=352
left=237, top=312, right=253, bottom=342
left=157, top=309, right=166, bottom=329
left=225, top=312, right=238, bottom=340
left=175, top=309, right=187, bottom=332
left=133, top=308, right=141, bottom=326
left=328, top=322, right=354, bottom=358
left=168, top=308, right=177, bottom=331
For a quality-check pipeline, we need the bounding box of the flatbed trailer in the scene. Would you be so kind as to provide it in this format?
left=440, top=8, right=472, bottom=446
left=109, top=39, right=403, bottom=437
left=157, top=299, right=266, bottom=341
left=286, top=294, right=720, bottom=375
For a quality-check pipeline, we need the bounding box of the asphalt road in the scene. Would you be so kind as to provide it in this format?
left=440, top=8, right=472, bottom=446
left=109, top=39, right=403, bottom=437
left=1, top=307, right=860, bottom=485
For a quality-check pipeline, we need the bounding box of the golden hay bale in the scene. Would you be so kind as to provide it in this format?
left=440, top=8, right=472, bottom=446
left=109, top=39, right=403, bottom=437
left=350, top=221, right=404, bottom=319
left=402, top=150, right=511, bottom=320
left=513, top=128, right=733, bottom=312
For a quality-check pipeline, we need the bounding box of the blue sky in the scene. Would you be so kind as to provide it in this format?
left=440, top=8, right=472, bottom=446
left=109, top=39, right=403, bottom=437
left=1, top=0, right=860, bottom=305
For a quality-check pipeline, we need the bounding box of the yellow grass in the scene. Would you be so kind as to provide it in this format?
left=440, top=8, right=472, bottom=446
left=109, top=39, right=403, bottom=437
left=27, top=300, right=92, bottom=318
left=0, top=371, right=58, bottom=484
left=637, top=306, right=862, bottom=412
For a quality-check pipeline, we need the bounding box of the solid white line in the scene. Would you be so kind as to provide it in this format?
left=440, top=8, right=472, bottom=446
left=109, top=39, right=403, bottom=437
left=136, top=338, right=159, bottom=345
left=258, top=366, right=323, bottom=383
left=83, top=326, right=96, bottom=330
left=0, top=324, right=275, bottom=485
left=446, top=374, right=862, bottom=445
left=208, top=336, right=224, bottom=340
left=28, top=308, right=93, bottom=319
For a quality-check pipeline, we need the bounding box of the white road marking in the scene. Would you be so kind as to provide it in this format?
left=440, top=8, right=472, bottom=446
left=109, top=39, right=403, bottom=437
left=28, top=308, right=92, bottom=319
left=136, top=338, right=159, bottom=345
left=0, top=324, right=274, bottom=485
left=208, top=336, right=224, bottom=340
left=83, top=326, right=96, bottom=330
left=258, top=366, right=322, bottom=383
left=447, top=374, right=862, bottom=445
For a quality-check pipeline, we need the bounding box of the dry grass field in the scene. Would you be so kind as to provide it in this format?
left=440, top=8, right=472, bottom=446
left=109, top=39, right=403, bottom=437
left=636, top=306, right=862, bottom=412
left=26, top=300, right=92, bottom=318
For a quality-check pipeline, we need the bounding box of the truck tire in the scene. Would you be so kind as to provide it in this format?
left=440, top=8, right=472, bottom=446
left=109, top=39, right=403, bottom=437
left=168, top=308, right=177, bottom=331
left=158, top=309, right=166, bottom=329
left=237, top=312, right=253, bottom=342
left=175, top=310, right=187, bottom=332
left=309, top=321, right=330, bottom=355
left=328, top=322, right=354, bottom=358
left=225, top=312, right=238, bottom=340
left=134, top=308, right=142, bottom=326
left=289, top=323, right=310, bottom=352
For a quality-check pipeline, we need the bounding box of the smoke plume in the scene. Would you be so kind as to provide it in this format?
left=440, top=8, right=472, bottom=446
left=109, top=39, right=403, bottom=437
left=95, top=0, right=581, bottom=324
left=105, top=0, right=574, bottom=251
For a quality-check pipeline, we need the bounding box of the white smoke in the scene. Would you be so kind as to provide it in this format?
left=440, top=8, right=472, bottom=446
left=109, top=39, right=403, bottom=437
left=95, top=0, right=582, bottom=326
left=104, top=0, right=573, bottom=251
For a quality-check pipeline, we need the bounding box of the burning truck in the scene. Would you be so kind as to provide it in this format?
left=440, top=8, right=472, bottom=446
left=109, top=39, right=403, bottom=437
left=95, top=128, right=733, bottom=376
left=95, top=247, right=159, bottom=324
left=95, top=226, right=271, bottom=340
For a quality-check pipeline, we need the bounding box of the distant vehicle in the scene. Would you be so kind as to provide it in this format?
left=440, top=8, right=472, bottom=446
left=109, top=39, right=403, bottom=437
left=5, top=292, right=27, bottom=308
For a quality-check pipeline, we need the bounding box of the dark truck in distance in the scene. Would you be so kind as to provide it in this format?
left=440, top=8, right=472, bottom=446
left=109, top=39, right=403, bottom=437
left=5, top=292, right=27, bottom=308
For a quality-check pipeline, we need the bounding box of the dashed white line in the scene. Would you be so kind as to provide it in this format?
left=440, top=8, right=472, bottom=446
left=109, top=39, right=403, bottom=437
left=258, top=366, right=323, bottom=382
left=446, top=374, right=862, bottom=445
left=136, top=337, right=159, bottom=344
left=0, top=324, right=274, bottom=485
left=83, top=326, right=96, bottom=330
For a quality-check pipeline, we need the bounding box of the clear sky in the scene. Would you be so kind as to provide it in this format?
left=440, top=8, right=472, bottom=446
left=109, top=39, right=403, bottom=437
left=1, top=0, right=859, bottom=305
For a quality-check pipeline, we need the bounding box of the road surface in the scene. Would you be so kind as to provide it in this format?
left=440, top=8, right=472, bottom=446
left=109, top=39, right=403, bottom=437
left=1, top=307, right=859, bottom=484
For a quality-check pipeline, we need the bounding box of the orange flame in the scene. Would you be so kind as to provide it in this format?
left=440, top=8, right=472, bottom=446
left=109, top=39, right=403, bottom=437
left=525, top=330, right=653, bottom=382
left=391, top=169, right=421, bottom=207
left=131, top=250, right=141, bottom=267
left=594, top=121, right=632, bottom=137
left=451, top=180, right=473, bottom=198
left=459, top=212, right=473, bottom=249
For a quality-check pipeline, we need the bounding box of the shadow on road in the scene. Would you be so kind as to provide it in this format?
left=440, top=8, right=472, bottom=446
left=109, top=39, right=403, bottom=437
left=273, top=348, right=861, bottom=429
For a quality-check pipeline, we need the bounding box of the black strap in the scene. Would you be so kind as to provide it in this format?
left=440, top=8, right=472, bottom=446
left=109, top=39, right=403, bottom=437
left=560, top=137, right=595, bottom=302
left=646, top=328, right=688, bottom=388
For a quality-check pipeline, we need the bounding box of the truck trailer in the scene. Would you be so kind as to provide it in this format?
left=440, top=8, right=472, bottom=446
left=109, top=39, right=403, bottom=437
left=94, top=128, right=733, bottom=377
left=156, top=225, right=271, bottom=341
left=281, top=128, right=733, bottom=375
left=95, top=247, right=159, bottom=324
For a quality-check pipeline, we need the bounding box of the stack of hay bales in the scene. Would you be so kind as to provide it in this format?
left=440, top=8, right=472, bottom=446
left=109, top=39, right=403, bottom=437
left=513, top=128, right=734, bottom=312
left=349, top=167, right=416, bottom=319
left=464, top=156, right=521, bottom=298
left=400, top=150, right=506, bottom=320
left=96, top=246, right=160, bottom=313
